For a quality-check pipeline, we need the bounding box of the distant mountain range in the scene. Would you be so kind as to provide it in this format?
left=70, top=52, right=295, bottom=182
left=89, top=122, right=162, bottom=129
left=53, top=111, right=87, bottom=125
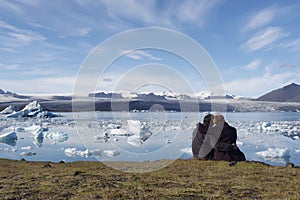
left=256, top=83, right=300, bottom=103
left=1, top=83, right=300, bottom=112
left=0, top=89, right=30, bottom=99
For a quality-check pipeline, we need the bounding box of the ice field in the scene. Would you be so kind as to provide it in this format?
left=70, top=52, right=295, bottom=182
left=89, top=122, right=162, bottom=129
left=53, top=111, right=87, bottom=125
left=0, top=101, right=300, bottom=166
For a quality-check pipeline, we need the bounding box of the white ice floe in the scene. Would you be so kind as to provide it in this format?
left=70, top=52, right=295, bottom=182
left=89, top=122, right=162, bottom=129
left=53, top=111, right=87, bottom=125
left=107, top=123, right=122, bottom=129
left=110, top=129, right=130, bottom=136
left=295, top=149, right=300, bottom=153
left=0, top=131, right=17, bottom=141
left=21, top=146, right=32, bottom=150
left=103, top=149, right=120, bottom=157
left=165, top=139, right=172, bottom=144
left=255, top=148, right=290, bottom=158
left=32, top=126, right=46, bottom=140
left=126, top=120, right=152, bottom=147
left=94, top=132, right=109, bottom=142
left=44, top=131, right=69, bottom=142
left=236, top=141, right=244, bottom=147
left=5, top=101, right=58, bottom=118
left=127, top=135, right=143, bottom=147
left=0, top=105, right=18, bottom=114
left=64, top=148, right=101, bottom=157
left=180, top=147, right=193, bottom=156
left=37, top=111, right=59, bottom=118
left=21, top=152, right=36, bottom=156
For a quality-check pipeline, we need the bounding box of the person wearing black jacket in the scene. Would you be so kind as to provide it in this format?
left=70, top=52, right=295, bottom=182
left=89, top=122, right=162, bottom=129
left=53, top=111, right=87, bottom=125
left=192, top=114, right=214, bottom=160
left=208, top=114, right=246, bottom=162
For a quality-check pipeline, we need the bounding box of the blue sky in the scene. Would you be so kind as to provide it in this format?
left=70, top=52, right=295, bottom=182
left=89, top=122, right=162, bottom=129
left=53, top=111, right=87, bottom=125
left=0, top=0, right=300, bottom=97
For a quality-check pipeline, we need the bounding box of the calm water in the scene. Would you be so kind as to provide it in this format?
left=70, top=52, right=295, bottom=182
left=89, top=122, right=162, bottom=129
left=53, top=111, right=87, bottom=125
left=0, top=112, right=299, bottom=166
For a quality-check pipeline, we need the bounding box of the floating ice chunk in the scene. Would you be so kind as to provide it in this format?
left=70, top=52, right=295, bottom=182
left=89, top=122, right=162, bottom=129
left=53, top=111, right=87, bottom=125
left=94, top=133, right=109, bottom=142
left=6, top=111, right=24, bottom=118
left=165, top=139, right=172, bottom=144
left=295, top=149, right=300, bottom=153
left=32, top=126, right=45, bottom=140
left=180, top=147, right=193, bottom=156
left=293, top=136, right=299, bottom=140
left=0, top=105, right=18, bottom=114
left=44, top=131, right=69, bottom=142
left=64, top=148, right=101, bottom=157
left=255, top=148, right=290, bottom=158
left=21, top=146, right=32, bottom=150
left=89, top=149, right=102, bottom=156
left=127, top=120, right=152, bottom=141
left=103, top=149, right=120, bottom=157
left=128, top=120, right=141, bottom=135
left=127, top=135, right=143, bottom=147
left=0, top=131, right=17, bottom=141
left=21, top=101, right=43, bottom=113
left=21, top=152, right=36, bottom=156
left=262, top=122, right=271, bottom=127
left=107, top=123, right=122, bottom=129
left=24, top=125, right=41, bottom=132
left=236, top=141, right=243, bottom=147
left=0, top=131, right=17, bottom=146
left=37, top=111, right=59, bottom=118
left=64, top=148, right=77, bottom=157
left=110, top=129, right=130, bottom=136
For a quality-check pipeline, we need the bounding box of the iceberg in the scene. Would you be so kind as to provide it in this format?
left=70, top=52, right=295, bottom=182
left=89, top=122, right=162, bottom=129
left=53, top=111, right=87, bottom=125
left=110, top=129, right=130, bottom=136
left=94, top=132, right=109, bottom=142
left=37, top=111, right=59, bottom=118
left=0, top=105, right=18, bottom=114
left=21, top=146, right=32, bottom=150
left=21, top=152, right=36, bottom=156
left=180, top=147, right=193, bottom=156
left=64, top=148, right=101, bottom=157
left=127, top=135, right=143, bottom=147
left=44, top=132, right=69, bottom=142
left=5, top=101, right=58, bottom=118
left=255, top=148, right=290, bottom=158
left=0, top=131, right=17, bottom=146
left=23, top=125, right=47, bottom=147
left=103, top=149, right=120, bottom=157
left=126, top=120, right=152, bottom=147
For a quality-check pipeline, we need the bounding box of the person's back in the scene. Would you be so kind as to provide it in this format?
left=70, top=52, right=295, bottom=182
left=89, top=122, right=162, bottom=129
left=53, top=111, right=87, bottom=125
left=210, top=114, right=245, bottom=162
left=192, top=114, right=214, bottom=160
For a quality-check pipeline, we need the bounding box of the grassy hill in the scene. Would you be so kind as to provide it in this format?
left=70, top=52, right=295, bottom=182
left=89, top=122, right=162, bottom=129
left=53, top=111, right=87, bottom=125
left=0, top=159, right=299, bottom=199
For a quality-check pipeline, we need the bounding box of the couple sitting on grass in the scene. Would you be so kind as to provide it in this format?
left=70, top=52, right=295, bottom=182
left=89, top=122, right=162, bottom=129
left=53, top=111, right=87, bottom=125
left=192, top=114, right=246, bottom=162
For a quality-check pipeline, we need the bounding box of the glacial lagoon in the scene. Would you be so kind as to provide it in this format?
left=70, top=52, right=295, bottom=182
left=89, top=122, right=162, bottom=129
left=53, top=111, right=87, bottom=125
left=1, top=110, right=300, bottom=166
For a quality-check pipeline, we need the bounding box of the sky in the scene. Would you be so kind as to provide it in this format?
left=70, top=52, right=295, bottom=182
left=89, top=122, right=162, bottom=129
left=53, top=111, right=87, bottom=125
left=0, top=0, right=300, bottom=97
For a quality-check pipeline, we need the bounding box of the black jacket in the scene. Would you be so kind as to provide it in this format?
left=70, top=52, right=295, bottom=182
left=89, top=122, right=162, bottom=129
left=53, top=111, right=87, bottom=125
left=192, top=123, right=214, bottom=159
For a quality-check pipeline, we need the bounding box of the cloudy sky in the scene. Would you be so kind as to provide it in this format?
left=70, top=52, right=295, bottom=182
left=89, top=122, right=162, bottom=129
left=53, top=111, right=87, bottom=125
left=0, top=0, right=300, bottom=97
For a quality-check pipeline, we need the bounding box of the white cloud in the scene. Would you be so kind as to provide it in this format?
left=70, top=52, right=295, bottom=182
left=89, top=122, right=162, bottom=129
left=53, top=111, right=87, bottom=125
left=285, top=39, right=300, bottom=52
left=175, top=0, right=221, bottom=26
left=0, top=76, right=75, bottom=94
left=242, top=5, right=295, bottom=32
left=76, top=0, right=221, bottom=29
left=242, top=27, right=289, bottom=52
left=242, top=7, right=277, bottom=32
left=122, top=50, right=161, bottom=60
left=224, top=70, right=294, bottom=97
left=0, top=63, right=20, bottom=70
left=242, top=59, right=261, bottom=70
left=0, top=20, right=46, bottom=48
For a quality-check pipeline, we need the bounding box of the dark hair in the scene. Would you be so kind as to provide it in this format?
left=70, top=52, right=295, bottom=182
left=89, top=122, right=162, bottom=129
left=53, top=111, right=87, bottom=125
left=203, top=114, right=214, bottom=126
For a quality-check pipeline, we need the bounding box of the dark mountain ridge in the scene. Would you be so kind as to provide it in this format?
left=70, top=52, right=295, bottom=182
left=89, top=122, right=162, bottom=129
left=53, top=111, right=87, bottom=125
left=256, top=83, right=300, bottom=102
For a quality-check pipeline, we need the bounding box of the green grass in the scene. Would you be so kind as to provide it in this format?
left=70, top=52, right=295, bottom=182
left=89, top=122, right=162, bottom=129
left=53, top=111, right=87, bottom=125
left=0, top=159, right=299, bottom=199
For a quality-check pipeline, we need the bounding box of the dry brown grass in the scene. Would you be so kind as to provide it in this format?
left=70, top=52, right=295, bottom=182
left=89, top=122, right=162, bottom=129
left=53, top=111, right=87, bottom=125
left=0, top=158, right=299, bottom=199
